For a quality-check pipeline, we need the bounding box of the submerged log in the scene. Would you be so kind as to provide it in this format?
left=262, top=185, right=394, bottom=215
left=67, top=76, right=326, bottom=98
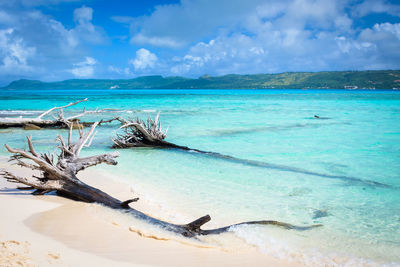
left=23, top=124, right=41, bottom=130
left=0, top=98, right=104, bottom=129
left=111, top=113, right=388, bottom=188
left=1, top=123, right=321, bottom=238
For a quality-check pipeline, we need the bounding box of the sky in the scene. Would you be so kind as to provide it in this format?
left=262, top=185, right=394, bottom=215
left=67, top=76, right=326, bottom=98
left=0, top=0, right=400, bottom=84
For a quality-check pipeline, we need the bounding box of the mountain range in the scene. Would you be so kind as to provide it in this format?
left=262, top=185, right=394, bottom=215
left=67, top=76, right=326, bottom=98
left=2, top=70, right=400, bottom=90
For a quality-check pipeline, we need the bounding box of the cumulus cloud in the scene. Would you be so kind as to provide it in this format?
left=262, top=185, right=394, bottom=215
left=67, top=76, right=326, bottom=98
left=121, top=0, right=399, bottom=76
left=70, top=56, right=97, bottom=77
left=72, top=6, right=107, bottom=44
left=131, top=34, right=184, bottom=48
left=129, top=48, right=158, bottom=70
left=74, top=5, right=92, bottom=22
left=123, top=0, right=357, bottom=75
left=108, top=65, right=132, bottom=76
left=0, top=28, right=36, bottom=75
left=0, top=4, right=107, bottom=83
left=1, top=0, right=400, bottom=83
left=128, top=0, right=353, bottom=48
left=372, top=22, right=400, bottom=39
left=353, top=0, right=400, bottom=17
left=128, top=0, right=267, bottom=47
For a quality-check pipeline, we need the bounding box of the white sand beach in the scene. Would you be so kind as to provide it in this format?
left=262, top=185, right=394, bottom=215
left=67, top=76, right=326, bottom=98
left=0, top=158, right=304, bottom=267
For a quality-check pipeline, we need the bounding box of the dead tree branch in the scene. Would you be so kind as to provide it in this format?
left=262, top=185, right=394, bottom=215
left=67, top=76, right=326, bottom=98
left=111, top=113, right=172, bottom=148
left=1, top=124, right=321, bottom=238
left=36, top=98, right=88, bottom=119
left=0, top=98, right=115, bottom=129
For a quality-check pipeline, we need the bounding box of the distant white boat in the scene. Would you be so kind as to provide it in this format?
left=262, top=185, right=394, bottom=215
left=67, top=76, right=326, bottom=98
left=344, top=85, right=358, bottom=90
left=109, top=85, right=120, bottom=89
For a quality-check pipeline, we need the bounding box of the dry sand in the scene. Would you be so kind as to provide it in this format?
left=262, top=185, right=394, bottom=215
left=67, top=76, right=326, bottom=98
left=0, top=157, right=304, bottom=267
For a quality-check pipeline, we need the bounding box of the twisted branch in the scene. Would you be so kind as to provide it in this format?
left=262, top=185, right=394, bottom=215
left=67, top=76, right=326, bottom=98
left=112, top=112, right=168, bottom=147
left=1, top=121, right=322, bottom=238
left=37, top=98, right=88, bottom=119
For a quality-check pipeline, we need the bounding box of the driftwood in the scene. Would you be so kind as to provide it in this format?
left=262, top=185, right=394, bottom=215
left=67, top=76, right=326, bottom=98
left=0, top=98, right=103, bottom=129
left=110, top=113, right=390, bottom=189
left=112, top=113, right=235, bottom=152
left=111, top=113, right=168, bottom=148
left=1, top=123, right=321, bottom=238
left=111, top=113, right=195, bottom=150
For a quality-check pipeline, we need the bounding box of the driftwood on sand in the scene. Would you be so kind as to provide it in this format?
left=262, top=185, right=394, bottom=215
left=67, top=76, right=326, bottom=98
left=0, top=98, right=104, bottom=129
left=1, top=123, right=321, bottom=238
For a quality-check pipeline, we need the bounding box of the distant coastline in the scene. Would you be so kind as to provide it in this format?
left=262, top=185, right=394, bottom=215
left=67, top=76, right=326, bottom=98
left=2, top=70, right=400, bottom=90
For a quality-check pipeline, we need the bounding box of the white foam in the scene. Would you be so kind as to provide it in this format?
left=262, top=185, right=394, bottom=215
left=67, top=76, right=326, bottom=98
left=0, top=110, right=42, bottom=115
left=230, top=225, right=395, bottom=267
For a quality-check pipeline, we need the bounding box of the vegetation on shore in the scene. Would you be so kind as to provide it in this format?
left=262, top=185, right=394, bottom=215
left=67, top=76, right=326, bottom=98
left=2, top=70, right=400, bottom=90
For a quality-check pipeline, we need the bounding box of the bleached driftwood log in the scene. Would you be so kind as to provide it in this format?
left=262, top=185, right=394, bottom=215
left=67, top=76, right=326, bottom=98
left=111, top=113, right=196, bottom=151
left=111, top=113, right=166, bottom=147
left=111, top=113, right=225, bottom=156
left=1, top=123, right=321, bottom=237
left=0, top=98, right=101, bottom=129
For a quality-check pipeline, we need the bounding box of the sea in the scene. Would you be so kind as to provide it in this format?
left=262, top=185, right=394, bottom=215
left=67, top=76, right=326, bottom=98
left=0, top=89, right=399, bottom=266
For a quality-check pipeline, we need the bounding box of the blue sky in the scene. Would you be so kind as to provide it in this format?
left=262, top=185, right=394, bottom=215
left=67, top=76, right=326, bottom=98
left=0, top=0, right=399, bottom=84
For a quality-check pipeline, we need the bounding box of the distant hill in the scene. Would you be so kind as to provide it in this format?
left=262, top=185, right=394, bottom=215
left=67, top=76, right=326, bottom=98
left=2, top=71, right=400, bottom=90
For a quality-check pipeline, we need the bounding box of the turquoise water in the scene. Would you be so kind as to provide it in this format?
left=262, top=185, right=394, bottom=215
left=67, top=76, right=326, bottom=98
left=1, top=89, right=399, bottom=265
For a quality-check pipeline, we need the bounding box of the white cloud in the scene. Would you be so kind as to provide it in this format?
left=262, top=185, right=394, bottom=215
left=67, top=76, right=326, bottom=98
left=131, top=34, right=184, bottom=48
left=126, top=0, right=354, bottom=49
left=355, top=22, right=400, bottom=68
left=72, top=6, right=107, bottom=44
left=168, top=12, right=399, bottom=76
left=108, top=65, right=132, bottom=75
left=335, top=36, right=375, bottom=54
left=373, top=22, right=400, bottom=40
left=70, top=56, right=97, bottom=77
left=129, top=48, right=158, bottom=70
left=137, top=0, right=397, bottom=76
left=121, top=0, right=360, bottom=75
left=1, top=0, right=400, bottom=83
left=353, top=0, right=400, bottom=17
left=74, top=5, right=92, bottom=23
left=359, top=22, right=400, bottom=44
left=48, top=19, right=79, bottom=49
left=0, top=4, right=107, bottom=83
left=129, top=0, right=266, bottom=47
left=0, top=28, right=36, bottom=74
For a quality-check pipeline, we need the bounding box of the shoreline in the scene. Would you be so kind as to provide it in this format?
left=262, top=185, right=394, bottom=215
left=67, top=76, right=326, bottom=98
left=0, top=157, right=303, bottom=267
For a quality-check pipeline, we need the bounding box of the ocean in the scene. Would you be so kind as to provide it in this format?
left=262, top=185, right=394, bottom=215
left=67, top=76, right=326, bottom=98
left=0, top=89, right=399, bottom=266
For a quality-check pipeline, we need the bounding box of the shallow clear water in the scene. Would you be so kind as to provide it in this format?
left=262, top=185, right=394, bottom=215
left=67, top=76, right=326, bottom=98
left=1, top=89, right=399, bottom=265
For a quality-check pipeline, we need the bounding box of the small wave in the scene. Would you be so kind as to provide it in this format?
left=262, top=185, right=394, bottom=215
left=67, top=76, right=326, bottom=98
left=0, top=110, right=42, bottom=116
left=230, top=225, right=395, bottom=267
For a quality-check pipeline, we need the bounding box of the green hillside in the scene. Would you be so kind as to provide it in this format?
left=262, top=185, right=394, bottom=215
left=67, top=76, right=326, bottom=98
left=3, top=70, right=400, bottom=90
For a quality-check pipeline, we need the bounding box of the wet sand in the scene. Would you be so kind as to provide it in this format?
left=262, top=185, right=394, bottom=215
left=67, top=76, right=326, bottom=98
left=0, top=158, right=303, bottom=266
